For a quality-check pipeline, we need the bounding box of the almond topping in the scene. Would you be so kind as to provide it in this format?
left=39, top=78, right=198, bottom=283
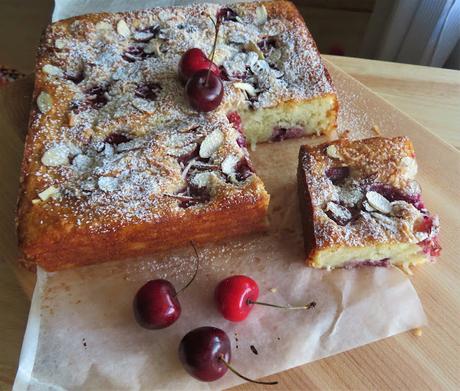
left=326, top=145, right=341, bottom=160
left=221, top=154, right=239, bottom=175
left=199, top=130, right=223, bottom=158
left=244, top=41, right=264, bottom=60
left=41, top=145, right=70, bottom=167
left=36, top=92, right=53, bottom=113
left=366, top=191, right=392, bottom=214
left=234, top=82, right=257, bottom=97
left=255, top=5, right=268, bottom=25
left=55, top=39, right=66, bottom=49
left=116, top=19, right=130, bottom=37
left=144, top=39, right=161, bottom=56
left=38, top=185, right=61, bottom=201
left=95, top=21, right=113, bottom=33
left=42, top=64, right=63, bottom=77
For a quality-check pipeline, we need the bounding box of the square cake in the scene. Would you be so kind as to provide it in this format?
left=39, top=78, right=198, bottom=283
left=18, top=1, right=336, bottom=271
left=297, top=137, right=441, bottom=270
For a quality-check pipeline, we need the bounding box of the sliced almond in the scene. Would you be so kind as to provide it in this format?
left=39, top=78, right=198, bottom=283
left=38, top=185, right=61, bottom=201
left=400, top=156, right=417, bottom=179
left=144, top=39, right=162, bottom=56
left=116, top=19, right=130, bottom=37
left=42, top=64, right=63, bottom=77
left=326, top=201, right=352, bottom=221
left=255, top=5, right=268, bottom=25
left=95, top=21, right=113, bottom=33
left=32, top=198, right=41, bottom=205
left=244, top=41, right=264, bottom=60
left=55, top=39, right=66, bottom=49
left=132, top=98, right=155, bottom=113
left=234, top=82, right=257, bottom=97
left=37, top=92, right=53, bottom=113
left=366, top=191, right=392, bottom=214
left=98, top=176, right=118, bottom=192
left=221, top=154, right=239, bottom=175
left=191, top=172, right=213, bottom=188
left=41, top=145, right=70, bottom=167
left=362, top=201, right=376, bottom=212
left=326, top=144, right=341, bottom=160
left=199, top=130, right=223, bottom=158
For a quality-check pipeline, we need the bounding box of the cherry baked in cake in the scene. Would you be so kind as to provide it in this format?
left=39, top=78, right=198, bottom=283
left=297, top=137, right=441, bottom=271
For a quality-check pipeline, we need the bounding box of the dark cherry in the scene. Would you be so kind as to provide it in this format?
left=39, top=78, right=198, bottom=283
left=185, top=69, right=224, bottom=112
left=133, top=279, right=181, bottom=329
left=178, top=48, right=220, bottom=84
left=85, top=85, right=108, bottom=109
left=235, top=157, right=254, bottom=181
left=271, top=127, right=304, bottom=142
left=257, top=36, right=279, bottom=54
left=65, top=71, right=84, bottom=84
left=326, top=166, right=350, bottom=184
left=105, top=133, right=131, bottom=145
left=133, top=25, right=160, bottom=42
left=179, top=326, right=231, bottom=382
left=122, top=46, right=152, bottom=62
left=227, top=111, right=247, bottom=148
left=215, top=275, right=259, bottom=322
left=217, top=7, right=239, bottom=22
left=135, top=82, right=162, bottom=100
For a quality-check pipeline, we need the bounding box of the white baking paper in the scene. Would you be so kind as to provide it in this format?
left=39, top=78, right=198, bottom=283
left=12, top=1, right=427, bottom=390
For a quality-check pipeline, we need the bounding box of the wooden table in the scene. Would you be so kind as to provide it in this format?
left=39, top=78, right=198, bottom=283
left=1, top=56, right=459, bottom=390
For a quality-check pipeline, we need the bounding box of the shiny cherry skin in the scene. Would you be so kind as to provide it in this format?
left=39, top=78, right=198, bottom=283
left=178, top=48, right=220, bottom=84
left=133, top=279, right=181, bottom=329
left=178, top=326, right=231, bottom=382
left=185, top=69, right=224, bottom=112
left=215, top=275, right=259, bottom=322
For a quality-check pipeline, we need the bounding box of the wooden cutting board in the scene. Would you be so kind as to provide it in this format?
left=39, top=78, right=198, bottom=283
left=0, top=57, right=459, bottom=389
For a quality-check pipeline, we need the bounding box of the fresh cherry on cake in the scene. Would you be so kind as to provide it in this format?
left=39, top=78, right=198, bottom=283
left=178, top=326, right=277, bottom=384
left=133, top=243, right=200, bottom=329
left=185, top=70, right=224, bottom=112
left=215, top=275, right=316, bottom=322
left=178, top=48, right=220, bottom=84
left=183, top=15, right=224, bottom=112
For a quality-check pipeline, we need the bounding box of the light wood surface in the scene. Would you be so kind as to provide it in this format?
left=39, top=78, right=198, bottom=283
left=1, top=57, right=459, bottom=390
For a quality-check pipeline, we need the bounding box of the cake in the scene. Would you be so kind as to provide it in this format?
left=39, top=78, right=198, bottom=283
left=297, top=137, right=441, bottom=270
left=18, top=1, right=336, bottom=271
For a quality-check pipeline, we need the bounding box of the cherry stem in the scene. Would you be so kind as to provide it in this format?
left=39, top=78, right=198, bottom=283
left=247, top=299, right=316, bottom=311
left=206, top=15, right=220, bottom=86
left=175, top=242, right=200, bottom=297
left=219, top=356, right=278, bottom=385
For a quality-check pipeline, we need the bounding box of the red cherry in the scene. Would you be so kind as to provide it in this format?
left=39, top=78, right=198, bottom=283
left=215, top=275, right=259, bottom=322
left=133, top=279, right=181, bottom=329
left=178, top=48, right=220, bottom=84
left=185, top=69, right=224, bottom=112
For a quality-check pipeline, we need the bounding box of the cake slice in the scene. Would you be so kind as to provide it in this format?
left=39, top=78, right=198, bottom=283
left=297, top=137, right=441, bottom=270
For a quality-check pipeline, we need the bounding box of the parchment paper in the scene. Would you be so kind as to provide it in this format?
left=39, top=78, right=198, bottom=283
left=12, top=1, right=427, bottom=390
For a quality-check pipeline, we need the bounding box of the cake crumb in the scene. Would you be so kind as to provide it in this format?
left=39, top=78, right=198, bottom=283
left=412, top=328, right=423, bottom=337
